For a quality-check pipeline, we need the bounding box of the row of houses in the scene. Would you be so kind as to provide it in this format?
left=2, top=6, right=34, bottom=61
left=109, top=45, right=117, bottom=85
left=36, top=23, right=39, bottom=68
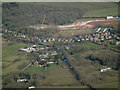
left=3, top=28, right=120, bottom=45
left=73, top=31, right=115, bottom=43
left=3, top=30, right=74, bottom=43
left=30, top=31, right=118, bottom=43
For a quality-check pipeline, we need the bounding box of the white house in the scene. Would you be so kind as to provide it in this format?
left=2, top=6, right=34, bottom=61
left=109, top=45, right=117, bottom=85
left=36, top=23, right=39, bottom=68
left=107, top=16, right=114, bottom=20
left=47, top=62, right=54, bottom=64
left=17, top=79, right=27, bottom=82
left=28, top=86, right=35, bottom=89
left=116, top=42, right=120, bottom=45
left=100, top=67, right=111, bottom=72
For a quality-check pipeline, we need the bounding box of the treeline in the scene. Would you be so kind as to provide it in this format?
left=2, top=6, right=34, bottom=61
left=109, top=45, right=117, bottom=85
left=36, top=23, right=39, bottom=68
left=2, top=2, right=85, bottom=30
left=86, top=53, right=119, bottom=70
left=2, top=71, right=44, bottom=88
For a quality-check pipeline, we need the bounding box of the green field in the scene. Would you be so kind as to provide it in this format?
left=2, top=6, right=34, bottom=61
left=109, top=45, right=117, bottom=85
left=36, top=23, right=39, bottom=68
left=2, top=40, right=86, bottom=87
left=26, top=63, right=83, bottom=87
left=55, top=29, right=93, bottom=37
left=97, top=77, right=118, bottom=88
left=2, top=2, right=119, bottom=88
left=26, top=66, right=44, bottom=72
left=63, top=41, right=119, bottom=88
left=2, top=39, right=119, bottom=88
left=2, top=41, right=32, bottom=75
left=36, top=2, right=118, bottom=17
left=43, top=63, right=80, bottom=86
left=84, top=7, right=118, bottom=17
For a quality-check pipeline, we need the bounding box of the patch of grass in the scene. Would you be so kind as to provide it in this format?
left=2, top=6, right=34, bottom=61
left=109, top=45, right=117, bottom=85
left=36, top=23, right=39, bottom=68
left=36, top=2, right=118, bottom=17
left=26, top=66, right=44, bottom=72
left=35, top=2, right=117, bottom=11
left=2, top=41, right=32, bottom=75
left=56, top=29, right=92, bottom=37
left=84, top=7, right=118, bottom=17
left=37, top=86, right=88, bottom=88
left=65, top=41, right=118, bottom=88
left=97, top=77, right=118, bottom=88
left=44, top=63, right=80, bottom=86
left=2, top=43, right=31, bottom=59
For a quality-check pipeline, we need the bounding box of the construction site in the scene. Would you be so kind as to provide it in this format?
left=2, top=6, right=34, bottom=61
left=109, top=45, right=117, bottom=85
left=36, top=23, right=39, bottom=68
left=58, top=16, right=120, bottom=30
left=28, top=14, right=120, bottom=31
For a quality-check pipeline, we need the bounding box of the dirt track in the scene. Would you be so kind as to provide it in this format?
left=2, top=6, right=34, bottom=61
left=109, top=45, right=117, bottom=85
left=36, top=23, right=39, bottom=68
left=58, top=19, right=120, bottom=30
left=88, top=20, right=119, bottom=26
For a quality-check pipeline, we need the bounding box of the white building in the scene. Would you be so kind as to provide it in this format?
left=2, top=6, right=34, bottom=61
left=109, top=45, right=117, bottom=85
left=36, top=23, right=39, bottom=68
left=116, top=42, right=120, bottom=45
left=100, top=67, right=111, bottom=72
left=28, top=86, right=35, bottom=89
left=47, top=62, right=54, bottom=64
left=17, top=79, right=27, bottom=82
left=107, top=16, right=114, bottom=20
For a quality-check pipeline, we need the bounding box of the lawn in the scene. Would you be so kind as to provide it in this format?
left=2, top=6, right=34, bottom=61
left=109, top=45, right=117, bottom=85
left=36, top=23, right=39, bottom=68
left=26, top=66, right=44, bottom=72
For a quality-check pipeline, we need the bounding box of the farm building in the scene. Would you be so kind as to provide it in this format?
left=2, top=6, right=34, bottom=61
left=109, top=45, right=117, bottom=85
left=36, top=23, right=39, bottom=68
left=28, top=86, right=35, bottom=89
left=106, top=16, right=114, bottom=20
left=100, top=67, right=111, bottom=72
left=17, top=79, right=27, bottom=82
left=47, top=62, right=54, bottom=64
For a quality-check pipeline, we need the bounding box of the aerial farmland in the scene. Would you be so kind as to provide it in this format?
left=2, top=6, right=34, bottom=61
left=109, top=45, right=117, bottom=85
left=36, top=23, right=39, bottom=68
left=1, top=2, right=120, bottom=89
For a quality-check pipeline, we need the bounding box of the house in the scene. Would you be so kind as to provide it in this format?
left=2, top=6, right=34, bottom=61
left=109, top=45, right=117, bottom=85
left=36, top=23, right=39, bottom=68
left=117, top=37, right=120, bottom=40
left=77, top=39, right=80, bottom=42
left=48, top=38, right=51, bottom=42
left=17, top=79, right=27, bottom=82
left=43, top=39, right=47, bottom=42
left=81, top=38, right=85, bottom=41
left=0, top=33, right=3, bottom=37
left=107, top=16, right=114, bottom=20
left=41, top=59, right=45, bottom=61
left=103, top=28, right=107, bottom=33
left=50, top=51, right=57, bottom=55
left=116, top=42, right=120, bottom=45
left=65, top=45, right=69, bottom=50
left=40, top=47, right=45, bottom=50
left=28, top=86, right=35, bottom=89
left=47, top=62, right=54, bottom=64
left=58, top=39, right=61, bottom=42
left=100, top=67, right=111, bottom=72
left=96, top=28, right=101, bottom=32
left=51, top=38, right=55, bottom=41
left=40, top=65, right=44, bottom=67
left=34, top=61, right=39, bottom=66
